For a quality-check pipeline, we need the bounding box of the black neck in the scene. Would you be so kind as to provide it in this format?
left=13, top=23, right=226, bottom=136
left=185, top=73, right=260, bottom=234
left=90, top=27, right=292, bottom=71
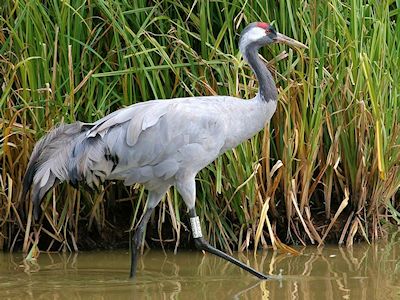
left=243, top=45, right=277, bottom=102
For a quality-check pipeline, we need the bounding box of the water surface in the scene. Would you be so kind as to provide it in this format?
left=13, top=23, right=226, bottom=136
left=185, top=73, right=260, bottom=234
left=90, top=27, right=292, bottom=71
left=1, top=235, right=399, bottom=299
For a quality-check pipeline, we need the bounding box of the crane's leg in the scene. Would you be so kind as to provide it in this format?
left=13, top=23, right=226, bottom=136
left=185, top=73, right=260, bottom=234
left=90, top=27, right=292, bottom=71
left=188, top=208, right=270, bottom=279
left=176, top=177, right=270, bottom=280
left=130, top=189, right=166, bottom=278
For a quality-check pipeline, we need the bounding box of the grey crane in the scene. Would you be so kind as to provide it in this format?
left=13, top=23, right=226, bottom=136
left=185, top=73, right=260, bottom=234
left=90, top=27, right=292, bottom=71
left=23, top=22, right=307, bottom=279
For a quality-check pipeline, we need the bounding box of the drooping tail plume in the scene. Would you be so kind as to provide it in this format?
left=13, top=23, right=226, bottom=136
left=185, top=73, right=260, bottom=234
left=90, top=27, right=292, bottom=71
left=22, top=122, right=98, bottom=219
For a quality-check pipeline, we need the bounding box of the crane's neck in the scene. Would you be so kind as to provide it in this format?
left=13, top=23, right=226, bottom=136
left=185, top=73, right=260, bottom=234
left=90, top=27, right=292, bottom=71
left=242, top=45, right=277, bottom=103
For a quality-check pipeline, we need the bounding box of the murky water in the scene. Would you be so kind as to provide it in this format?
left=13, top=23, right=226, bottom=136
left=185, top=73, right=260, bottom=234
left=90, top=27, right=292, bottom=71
left=1, top=235, right=399, bottom=299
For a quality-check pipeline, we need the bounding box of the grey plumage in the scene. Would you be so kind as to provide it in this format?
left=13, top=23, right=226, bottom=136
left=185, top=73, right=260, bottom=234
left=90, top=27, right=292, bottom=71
left=23, top=22, right=306, bottom=279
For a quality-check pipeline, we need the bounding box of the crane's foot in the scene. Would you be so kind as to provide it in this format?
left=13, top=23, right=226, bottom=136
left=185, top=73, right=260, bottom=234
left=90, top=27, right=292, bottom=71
left=129, top=206, right=155, bottom=279
left=193, top=236, right=270, bottom=280
left=129, top=228, right=143, bottom=279
left=189, top=209, right=270, bottom=280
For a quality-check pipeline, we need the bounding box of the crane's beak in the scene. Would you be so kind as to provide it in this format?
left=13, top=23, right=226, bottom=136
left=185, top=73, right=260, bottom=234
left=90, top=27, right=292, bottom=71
left=274, top=33, right=308, bottom=49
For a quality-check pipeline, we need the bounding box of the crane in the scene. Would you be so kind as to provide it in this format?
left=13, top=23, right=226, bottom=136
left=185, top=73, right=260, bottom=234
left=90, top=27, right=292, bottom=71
left=23, top=22, right=307, bottom=279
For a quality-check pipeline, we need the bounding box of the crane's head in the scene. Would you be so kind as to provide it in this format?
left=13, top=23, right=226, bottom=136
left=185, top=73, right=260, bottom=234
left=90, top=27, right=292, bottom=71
left=239, top=22, right=307, bottom=55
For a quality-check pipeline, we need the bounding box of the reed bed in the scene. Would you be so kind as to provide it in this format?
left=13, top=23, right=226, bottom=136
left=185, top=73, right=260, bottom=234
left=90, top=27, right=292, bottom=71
left=1, top=0, right=399, bottom=254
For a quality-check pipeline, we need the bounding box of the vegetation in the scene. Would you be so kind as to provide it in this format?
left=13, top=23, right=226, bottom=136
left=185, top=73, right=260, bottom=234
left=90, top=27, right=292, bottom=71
left=1, top=0, right=399, bottom=254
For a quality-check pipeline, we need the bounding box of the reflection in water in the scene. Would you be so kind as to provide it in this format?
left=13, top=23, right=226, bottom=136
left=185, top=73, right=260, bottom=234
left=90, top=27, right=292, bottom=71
left=0, top=232, right=399, bottom=299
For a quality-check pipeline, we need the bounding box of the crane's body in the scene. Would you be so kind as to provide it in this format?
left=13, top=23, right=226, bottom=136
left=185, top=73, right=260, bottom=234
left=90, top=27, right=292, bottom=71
left=23, top=22, right=306, bottom=279
left=105, top=95, right=276, bottom=188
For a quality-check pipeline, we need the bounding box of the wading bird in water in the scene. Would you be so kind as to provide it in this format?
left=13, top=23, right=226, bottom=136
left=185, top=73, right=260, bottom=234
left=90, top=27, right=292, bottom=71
left=23, top=22, right=307, bottom=279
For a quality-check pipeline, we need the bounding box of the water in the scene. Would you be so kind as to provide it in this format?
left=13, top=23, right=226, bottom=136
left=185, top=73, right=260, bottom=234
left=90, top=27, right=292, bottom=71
left=1, top=236, right=399, bottom=299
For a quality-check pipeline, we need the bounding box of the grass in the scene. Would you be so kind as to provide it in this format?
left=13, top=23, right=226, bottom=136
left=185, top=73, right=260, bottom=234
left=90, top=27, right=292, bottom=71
left=0, top=0, right=399, bottom=253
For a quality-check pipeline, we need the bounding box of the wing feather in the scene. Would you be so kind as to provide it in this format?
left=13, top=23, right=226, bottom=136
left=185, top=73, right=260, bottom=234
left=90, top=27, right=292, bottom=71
left=86, top=100, right=172, bottom=147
